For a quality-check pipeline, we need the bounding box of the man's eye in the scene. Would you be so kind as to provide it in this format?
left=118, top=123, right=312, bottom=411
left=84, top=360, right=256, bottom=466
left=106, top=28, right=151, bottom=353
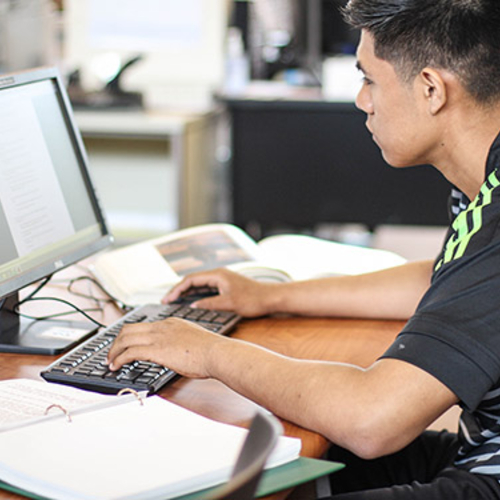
left=362, top=76, right=373, bottom=85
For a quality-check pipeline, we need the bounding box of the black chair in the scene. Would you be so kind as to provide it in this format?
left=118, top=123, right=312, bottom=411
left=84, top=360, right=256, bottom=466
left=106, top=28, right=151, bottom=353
left=209, top=411, right=283, bottom=500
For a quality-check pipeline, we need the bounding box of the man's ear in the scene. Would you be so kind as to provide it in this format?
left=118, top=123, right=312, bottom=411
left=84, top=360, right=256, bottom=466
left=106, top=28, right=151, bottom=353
left=418, top=68, right=447, bottom=115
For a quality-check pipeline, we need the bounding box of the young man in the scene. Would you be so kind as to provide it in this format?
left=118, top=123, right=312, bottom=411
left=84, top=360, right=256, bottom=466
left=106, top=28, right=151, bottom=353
left=108, top=0, right=500, bottom=497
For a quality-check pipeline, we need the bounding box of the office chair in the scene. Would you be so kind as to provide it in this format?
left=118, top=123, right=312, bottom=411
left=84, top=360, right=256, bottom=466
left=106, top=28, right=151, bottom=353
left=208, top=411, right=283, bottom=500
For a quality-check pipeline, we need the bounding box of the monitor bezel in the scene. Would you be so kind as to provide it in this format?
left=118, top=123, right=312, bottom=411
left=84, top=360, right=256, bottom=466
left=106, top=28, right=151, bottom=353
left=0, top=66, right=113, bottom=301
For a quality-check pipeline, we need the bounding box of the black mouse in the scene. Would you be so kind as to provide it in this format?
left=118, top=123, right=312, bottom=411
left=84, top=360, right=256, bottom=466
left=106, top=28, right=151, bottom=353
left=171, top=286, right=219, bottom=305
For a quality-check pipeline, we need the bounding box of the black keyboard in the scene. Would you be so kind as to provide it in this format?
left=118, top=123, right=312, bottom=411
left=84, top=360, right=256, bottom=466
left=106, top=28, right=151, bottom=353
left=41, top=303, right=240, bottom=394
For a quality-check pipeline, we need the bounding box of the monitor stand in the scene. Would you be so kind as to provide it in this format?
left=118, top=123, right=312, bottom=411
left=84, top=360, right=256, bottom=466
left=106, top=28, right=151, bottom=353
left=0, top=293, right=99, bottom=355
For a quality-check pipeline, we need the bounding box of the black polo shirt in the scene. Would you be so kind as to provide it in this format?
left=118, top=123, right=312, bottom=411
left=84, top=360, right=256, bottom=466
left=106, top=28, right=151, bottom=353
left=382, top=132, right=500, bottom=480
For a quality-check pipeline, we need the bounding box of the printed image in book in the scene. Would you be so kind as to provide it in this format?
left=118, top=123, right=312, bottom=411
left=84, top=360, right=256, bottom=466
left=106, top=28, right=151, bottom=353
left=155, top=230, right=253, bottom=277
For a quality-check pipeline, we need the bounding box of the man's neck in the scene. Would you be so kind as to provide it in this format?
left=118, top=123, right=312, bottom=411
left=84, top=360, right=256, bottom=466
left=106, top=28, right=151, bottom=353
left=431, top=102, right=500, bottom=201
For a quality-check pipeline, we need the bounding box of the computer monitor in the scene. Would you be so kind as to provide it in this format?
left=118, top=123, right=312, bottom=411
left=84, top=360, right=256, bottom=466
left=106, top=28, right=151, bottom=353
left=63, top=0, right=230, bottom=109
left=0, top=67, right=113, bottom=354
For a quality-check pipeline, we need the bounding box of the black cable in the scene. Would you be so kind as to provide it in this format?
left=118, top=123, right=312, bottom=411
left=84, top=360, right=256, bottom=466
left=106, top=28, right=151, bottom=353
left=66, top=275, right=133, bottom=312
left=12, top=296, right=107, bottom=329
left=10, top=274, right=116, bottom=329
left=15, top=275, right=53, bottom=308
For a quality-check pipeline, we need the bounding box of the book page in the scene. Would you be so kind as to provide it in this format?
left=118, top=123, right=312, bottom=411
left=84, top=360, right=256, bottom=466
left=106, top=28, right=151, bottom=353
left=91, top=223, right=261, bottom=305
left=154, top=227, right=255, bottom=277
left=0, top=379, right=111, bottom=430
left=230, top=262, right=292, bottom=283
left=258, top=234, right=406, bottom=281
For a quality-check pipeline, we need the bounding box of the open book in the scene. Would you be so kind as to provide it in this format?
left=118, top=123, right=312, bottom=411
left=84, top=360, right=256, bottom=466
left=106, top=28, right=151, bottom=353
left=0, top=379, right=302, bottom=500
left=91, top=223, right=406, bottom=306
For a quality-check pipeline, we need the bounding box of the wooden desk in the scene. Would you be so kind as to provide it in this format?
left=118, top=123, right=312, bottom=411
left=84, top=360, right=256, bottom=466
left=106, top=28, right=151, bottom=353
left=0, top=296, right=403, bottom=500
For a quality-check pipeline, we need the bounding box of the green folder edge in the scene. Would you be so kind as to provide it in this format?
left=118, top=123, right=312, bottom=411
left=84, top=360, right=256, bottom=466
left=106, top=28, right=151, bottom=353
left=0, top=457, right=344, bottom=500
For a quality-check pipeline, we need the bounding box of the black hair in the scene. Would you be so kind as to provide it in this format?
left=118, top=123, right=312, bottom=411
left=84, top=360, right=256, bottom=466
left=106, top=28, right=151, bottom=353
left=343, top=0, right=500, bottom=104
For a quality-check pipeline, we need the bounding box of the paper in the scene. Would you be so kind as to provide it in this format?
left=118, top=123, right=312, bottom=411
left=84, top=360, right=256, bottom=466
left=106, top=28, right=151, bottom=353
left=257, top=234, right=407, bottom=281
left=0, top=395, right=301, bottom=500
left=0, top=379, right=110, bottom=430
left=91, top=223, right=406, bottom=306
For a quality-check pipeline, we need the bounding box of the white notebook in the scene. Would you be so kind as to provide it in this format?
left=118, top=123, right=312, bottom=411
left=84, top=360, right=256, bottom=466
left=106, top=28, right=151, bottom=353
left=0, top=379, right=301, bottom=500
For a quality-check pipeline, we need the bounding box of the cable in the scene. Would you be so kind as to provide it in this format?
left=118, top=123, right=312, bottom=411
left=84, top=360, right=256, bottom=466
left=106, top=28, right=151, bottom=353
left=15, top=275, right=52, bottom=308
left=9, top=274, right=116, bottom=329
left=13, top=296, right=106, bottom=328
left=66, top=275, right=133, bottom=312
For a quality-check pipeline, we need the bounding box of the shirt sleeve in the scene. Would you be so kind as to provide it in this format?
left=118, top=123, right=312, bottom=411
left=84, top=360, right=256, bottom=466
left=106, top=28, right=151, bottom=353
left=381, top=239, right=500, bottom=411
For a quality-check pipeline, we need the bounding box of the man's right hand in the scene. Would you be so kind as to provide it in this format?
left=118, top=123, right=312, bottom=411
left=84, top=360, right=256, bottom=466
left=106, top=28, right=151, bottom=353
left=163, top=268, right=280, bottom=318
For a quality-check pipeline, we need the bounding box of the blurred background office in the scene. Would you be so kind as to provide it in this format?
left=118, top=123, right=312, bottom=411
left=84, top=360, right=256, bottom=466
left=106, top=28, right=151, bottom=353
left=0, top=0, right=449, bottom=260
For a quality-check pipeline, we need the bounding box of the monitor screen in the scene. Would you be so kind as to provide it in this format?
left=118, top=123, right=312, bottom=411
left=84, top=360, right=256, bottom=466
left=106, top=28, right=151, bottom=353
left=0, top=67, right=112, bottom=353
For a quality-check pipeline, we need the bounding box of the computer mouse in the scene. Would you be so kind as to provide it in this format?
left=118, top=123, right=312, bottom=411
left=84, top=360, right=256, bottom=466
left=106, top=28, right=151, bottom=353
left=171, top=286, right=219, bottom=305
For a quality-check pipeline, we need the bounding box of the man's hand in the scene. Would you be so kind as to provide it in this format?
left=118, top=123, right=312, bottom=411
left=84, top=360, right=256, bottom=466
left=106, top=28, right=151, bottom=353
left=107, top=317, right=226, bottom=378
left=163, top=268, right=280, bottom=317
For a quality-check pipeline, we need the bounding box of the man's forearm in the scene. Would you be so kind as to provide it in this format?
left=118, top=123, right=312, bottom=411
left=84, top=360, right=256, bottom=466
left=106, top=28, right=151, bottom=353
left=267, top=260, right=434, bottom=320
left=206, top=334, right=457, bottom=459
left=207, top=336, right=368, bottom=448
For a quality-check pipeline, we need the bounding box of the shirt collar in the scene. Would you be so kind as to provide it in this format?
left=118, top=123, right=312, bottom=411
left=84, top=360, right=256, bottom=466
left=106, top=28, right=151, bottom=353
left=485, top=130, right=500, bottom=177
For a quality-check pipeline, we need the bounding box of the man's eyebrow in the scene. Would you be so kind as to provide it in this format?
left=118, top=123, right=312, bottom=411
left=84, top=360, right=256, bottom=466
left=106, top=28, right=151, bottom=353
left=356, top=60, right=365, bottom=73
